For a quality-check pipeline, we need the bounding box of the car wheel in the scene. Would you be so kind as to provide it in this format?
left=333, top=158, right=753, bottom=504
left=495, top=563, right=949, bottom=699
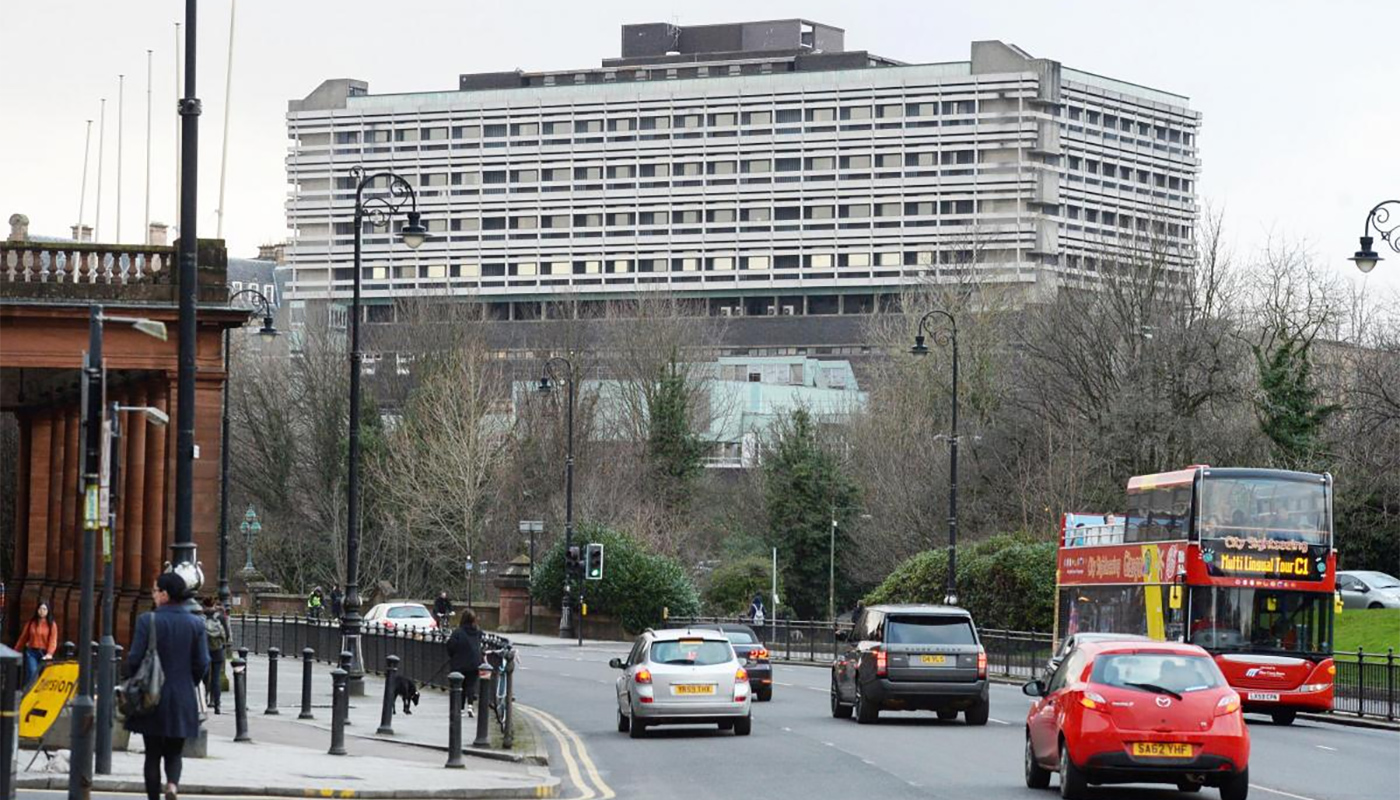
left=616, top=707, right=630, bottom=733
left=734, top=714, right=752, bottom=736
left=1368, top=602, right=1383, bottom=610
left=628, top=718, right=647, bottom=739
left=854, top=682, right=879, bottom=724
left=756, top=685, right=773, bottom=702
left=964, top=699, right=990, bottom=726
left=937, top=710, right=958, bottom=721
left=1271, top=709, right=1297, bottom=726
left=1058, top=742, right=1087, bottom=800
left=1024, top=735, right=1051, bottom=789
left=1177, top=780, right=1202, bottom=793
left=830, top=677, right=853, bottom=719
left=1219, top=766, right=1249, bottom=800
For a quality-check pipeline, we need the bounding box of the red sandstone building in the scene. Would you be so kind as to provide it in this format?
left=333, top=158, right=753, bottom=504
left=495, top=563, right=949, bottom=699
left=1, top=215, right=245, bottom=643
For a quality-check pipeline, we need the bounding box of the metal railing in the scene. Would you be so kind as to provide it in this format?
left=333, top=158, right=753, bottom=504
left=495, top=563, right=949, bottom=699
left=228, top=614, right=516, bottom=741
left=1333, top=648, right=1397, bottom=722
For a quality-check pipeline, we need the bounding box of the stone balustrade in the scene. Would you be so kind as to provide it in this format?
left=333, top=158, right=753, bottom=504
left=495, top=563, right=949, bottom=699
left=0, top=239, right=228, bottom=303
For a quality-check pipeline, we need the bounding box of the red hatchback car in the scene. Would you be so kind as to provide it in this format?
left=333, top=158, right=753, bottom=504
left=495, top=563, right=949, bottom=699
left=1023, top=641, right=1250, bottom=800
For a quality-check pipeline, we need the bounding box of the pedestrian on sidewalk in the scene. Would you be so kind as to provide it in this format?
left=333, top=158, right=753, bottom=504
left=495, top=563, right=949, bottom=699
left=200, top=597, right=229, bottom=714
left=126, top=572, right=210, bottom=800
left=15, top=599, right=58, bottom=687
left=446, top=609, right=483, bottom=717
left=748, top=593, right=766, bottom=627
left=329, top=586, right=344, bottom=620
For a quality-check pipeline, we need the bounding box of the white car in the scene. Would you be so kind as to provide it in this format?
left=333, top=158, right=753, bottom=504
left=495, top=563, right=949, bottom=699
left=363, top=602, right=439, bottom=635
left=610, top=628, right=752, bottom=738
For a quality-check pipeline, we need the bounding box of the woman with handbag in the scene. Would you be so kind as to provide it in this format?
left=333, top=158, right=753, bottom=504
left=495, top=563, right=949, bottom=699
left=124, top=573, right=209, bottom=800
left=15, top=600, right=59, bottom=687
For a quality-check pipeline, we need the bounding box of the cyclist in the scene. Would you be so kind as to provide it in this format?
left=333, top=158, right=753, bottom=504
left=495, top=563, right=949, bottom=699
left=433, top=590, right=453, bottom=631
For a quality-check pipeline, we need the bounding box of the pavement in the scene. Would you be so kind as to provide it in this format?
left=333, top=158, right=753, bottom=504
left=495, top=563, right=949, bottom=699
left=18, top=655, right=558, bottom=799
left=505, top=629, right=1400, bottom=800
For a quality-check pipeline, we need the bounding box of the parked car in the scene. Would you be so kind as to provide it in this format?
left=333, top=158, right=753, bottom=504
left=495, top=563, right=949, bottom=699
left=1045, top=633, right=1152, bottom=679
left=1337, top=571, right=1400, bottom=610
left=830, top=604, right=989, bottom=725
left=611, top=628, right=753, bottom=737
left=1023, top=640, right=1250, bottom=800
left=363, top=602, right=439, bottom=635
left=664, top=623, right=773, bottom=701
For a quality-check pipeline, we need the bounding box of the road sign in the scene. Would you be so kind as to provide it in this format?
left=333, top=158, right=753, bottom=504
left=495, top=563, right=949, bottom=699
left=19, top=661, right=79, bottom=740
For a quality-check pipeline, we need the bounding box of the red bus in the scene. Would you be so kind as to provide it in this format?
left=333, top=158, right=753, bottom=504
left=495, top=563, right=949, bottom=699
left=1056, top=466, right=1336, bottom=725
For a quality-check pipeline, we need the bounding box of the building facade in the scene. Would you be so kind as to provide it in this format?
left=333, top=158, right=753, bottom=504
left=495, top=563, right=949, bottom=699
left=284, top=21, right=1200, bottom=321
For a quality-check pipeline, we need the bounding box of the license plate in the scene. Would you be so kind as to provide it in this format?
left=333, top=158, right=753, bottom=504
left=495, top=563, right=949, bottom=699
left=1246, top=692, right=1280, bottom=702
left=919, top=655, right=948, bottom=665
left=1131, top=742, right=1194, bottom=759
left=672, top=684, right=715, bottom=696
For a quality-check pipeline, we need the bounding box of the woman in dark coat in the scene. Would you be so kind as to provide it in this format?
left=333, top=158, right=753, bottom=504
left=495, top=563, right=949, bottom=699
left=445, top=609, right=484, bottom=714
left=125, top=572, right=210, bottom=800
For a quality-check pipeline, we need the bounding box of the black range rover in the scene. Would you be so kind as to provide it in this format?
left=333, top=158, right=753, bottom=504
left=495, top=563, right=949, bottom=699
left=830, top=604, right=990, bottom=725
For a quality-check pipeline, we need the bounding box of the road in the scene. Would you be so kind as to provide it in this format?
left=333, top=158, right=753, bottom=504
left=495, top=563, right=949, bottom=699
left=515, top=641, right=1400, bottom=800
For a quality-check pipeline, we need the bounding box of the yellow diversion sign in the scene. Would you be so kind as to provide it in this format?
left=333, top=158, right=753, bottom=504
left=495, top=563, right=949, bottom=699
left=19, top=661, right=79, bottom=740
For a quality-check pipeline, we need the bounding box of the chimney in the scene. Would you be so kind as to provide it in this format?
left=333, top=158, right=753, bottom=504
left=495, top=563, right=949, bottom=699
left=7, top=213, right=29, bottom=242
left=70, top=224, right=94, bottom=242
left=147, top=222, right=169, bottom=246
left=257, top=242, right=287, bottom=264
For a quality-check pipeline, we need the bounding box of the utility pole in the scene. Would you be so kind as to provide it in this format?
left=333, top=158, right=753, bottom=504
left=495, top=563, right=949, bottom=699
left=68, top=307, right=104, bottom=800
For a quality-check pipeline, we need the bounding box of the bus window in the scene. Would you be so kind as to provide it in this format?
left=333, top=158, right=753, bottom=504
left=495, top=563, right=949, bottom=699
left=1187, top=586, right=1332, bottom=657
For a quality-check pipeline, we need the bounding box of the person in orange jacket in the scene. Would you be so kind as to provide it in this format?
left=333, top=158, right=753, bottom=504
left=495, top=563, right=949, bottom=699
left=16, top=600, right=59, bottom=687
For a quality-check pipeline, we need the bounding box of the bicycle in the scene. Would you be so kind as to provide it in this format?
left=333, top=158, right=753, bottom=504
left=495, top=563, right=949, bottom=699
left=484, top=646, right=515, bottom=738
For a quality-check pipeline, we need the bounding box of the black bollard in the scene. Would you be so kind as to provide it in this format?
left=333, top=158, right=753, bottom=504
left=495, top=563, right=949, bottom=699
left=473, top=660, right=492, bottom=748
left=232, top=654, right=251, bottom=743
left=445, top=672, right=464, bottom=769
left=1, top=648, right=21, bottom=800
left=329, top=668, right=348, bottom=756
left=338, top=651, right=353, bottom=726
left=299, top=648, right=315, bottom=720
left=265, top=646, right=280, bottom=715
left=377, top=654, right=399, bottom=735
left=61, top=641, right=76, bottom=661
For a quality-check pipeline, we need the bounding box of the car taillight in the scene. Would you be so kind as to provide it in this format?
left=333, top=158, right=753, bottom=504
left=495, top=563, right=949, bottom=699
left=1079, top=690, right=1109, bottom=712
left=874, top=648, right=887, bottom=677
left=748, top=648, right=769, bottom=661
left=634, top=669, right=652, bottom=685
left=977, top=648, right=987, bottom=679
left=383, top=620, right=396, bottom=631
left=1327, top=665, right=1336, bottom=676
left=1215, top=693, right=1241, bottom=716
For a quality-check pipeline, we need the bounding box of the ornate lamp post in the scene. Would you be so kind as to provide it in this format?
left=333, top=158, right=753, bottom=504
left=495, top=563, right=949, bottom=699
left=1349, top=199, right=1400, bottom=273
left=344, top=166, right=426, bottom=694
left=239, top=506, right=262, bottom=578
left=910, top=309, right=961, bottom=607
left=537, top=357, right=577, bottom=639
left=219, top=288, right=277, bottom=615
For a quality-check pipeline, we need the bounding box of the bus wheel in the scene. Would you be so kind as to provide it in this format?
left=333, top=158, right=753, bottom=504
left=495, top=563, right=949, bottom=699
left=1271, top=709, right=1297, bottom=726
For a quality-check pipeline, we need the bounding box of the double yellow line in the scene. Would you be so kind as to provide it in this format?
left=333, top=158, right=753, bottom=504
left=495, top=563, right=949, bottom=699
left=519, top=704, right=614, bottom=800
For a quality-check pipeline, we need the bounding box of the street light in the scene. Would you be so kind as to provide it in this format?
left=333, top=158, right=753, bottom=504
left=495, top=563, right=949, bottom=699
left=536, top=356, right=578, bottom=641
left=910, top=309, right=961, bottom=607
left=1349, top=199, right=1399, bottom=273
left=218, top=287, right=278, bottom=620
left=239, top=506, right=263, bottom=576
left=71, top=305, right=167, bottom=793
left=344, top=166, right=426, bottom=694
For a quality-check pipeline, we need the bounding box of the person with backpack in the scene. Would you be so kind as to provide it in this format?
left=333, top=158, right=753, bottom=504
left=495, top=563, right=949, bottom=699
left=749, top=593, right=766, bottom=626
left=200, top=597, right=229, bottom=714
left=125, top=572, right=209, bottom=800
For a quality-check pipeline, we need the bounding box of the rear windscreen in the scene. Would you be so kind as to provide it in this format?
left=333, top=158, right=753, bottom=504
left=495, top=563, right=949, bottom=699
left=723, top=631, right=756, bottom=644
left=886, top=616, right=976, bottom=645
left=649, top=640, right=733, bottom=666
left=1089, top=653, right=1224, bottom=693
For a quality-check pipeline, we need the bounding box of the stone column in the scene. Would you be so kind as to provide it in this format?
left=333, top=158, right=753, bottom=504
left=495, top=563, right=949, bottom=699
left=59, top=408, right=80, bottom=625
left=493, top=556, right=532, bottom=633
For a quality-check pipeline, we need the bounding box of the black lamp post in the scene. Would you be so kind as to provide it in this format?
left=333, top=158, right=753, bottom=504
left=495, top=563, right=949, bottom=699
left=218, top=288, right=277, bottom=616
left=537, top=357, right=577, bottom=640
left=344, top=166, right=426, bottom=693
left=910, top=309, right=960, bottom=607
left=1349, top=199, right=1400, bottom=273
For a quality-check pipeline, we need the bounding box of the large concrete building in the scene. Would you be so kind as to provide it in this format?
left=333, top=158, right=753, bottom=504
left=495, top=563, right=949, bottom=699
left=283, top=19, right=1200, bottom=323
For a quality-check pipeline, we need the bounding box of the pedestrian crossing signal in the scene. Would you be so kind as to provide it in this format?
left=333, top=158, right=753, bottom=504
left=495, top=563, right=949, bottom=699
left=585, top=543, right=604, bottom=580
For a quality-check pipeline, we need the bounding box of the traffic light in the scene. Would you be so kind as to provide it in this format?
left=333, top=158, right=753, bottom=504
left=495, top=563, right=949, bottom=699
left=585, top=543, right=605, bottom=581
left=565, top=545, right=582, bottom=576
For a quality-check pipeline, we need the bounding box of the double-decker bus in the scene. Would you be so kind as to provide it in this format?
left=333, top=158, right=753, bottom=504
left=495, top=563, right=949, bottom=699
left=1056, top=466, right=1336, bottom=725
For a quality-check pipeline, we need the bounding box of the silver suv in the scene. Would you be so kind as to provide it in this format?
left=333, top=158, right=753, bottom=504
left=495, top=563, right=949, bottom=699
left=610, top=628, right=753, bottom=738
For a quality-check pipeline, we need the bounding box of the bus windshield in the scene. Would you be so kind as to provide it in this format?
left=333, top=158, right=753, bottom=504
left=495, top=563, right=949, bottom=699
left=1188, top=587, right=1332, bottom=657
left=1198, top=477, right=1329, bottom=544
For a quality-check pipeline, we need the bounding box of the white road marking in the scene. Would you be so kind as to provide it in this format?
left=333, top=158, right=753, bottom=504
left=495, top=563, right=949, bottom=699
left=1252, top=785, right=1322, bottom=800
left=782, top=726, right=792, bottom=732
left=989, top=718, right=1010, bottom=725
left=1315, top=745, right=1337, bottom=752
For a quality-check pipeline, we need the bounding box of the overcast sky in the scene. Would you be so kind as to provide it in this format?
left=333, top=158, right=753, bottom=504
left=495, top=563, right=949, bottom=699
left=3, top=0, right=1397, bottom=294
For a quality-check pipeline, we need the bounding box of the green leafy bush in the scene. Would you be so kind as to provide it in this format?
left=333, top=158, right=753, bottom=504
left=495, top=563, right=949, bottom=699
left=864, top=533, right=1057, bottom=632
left=704, top=556, right=783, bottom=616
left=531, top=523, right=700, bottom=633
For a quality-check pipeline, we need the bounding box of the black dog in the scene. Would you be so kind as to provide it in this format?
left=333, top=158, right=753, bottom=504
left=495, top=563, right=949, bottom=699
left=392, top=674, right=420, bottom=715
